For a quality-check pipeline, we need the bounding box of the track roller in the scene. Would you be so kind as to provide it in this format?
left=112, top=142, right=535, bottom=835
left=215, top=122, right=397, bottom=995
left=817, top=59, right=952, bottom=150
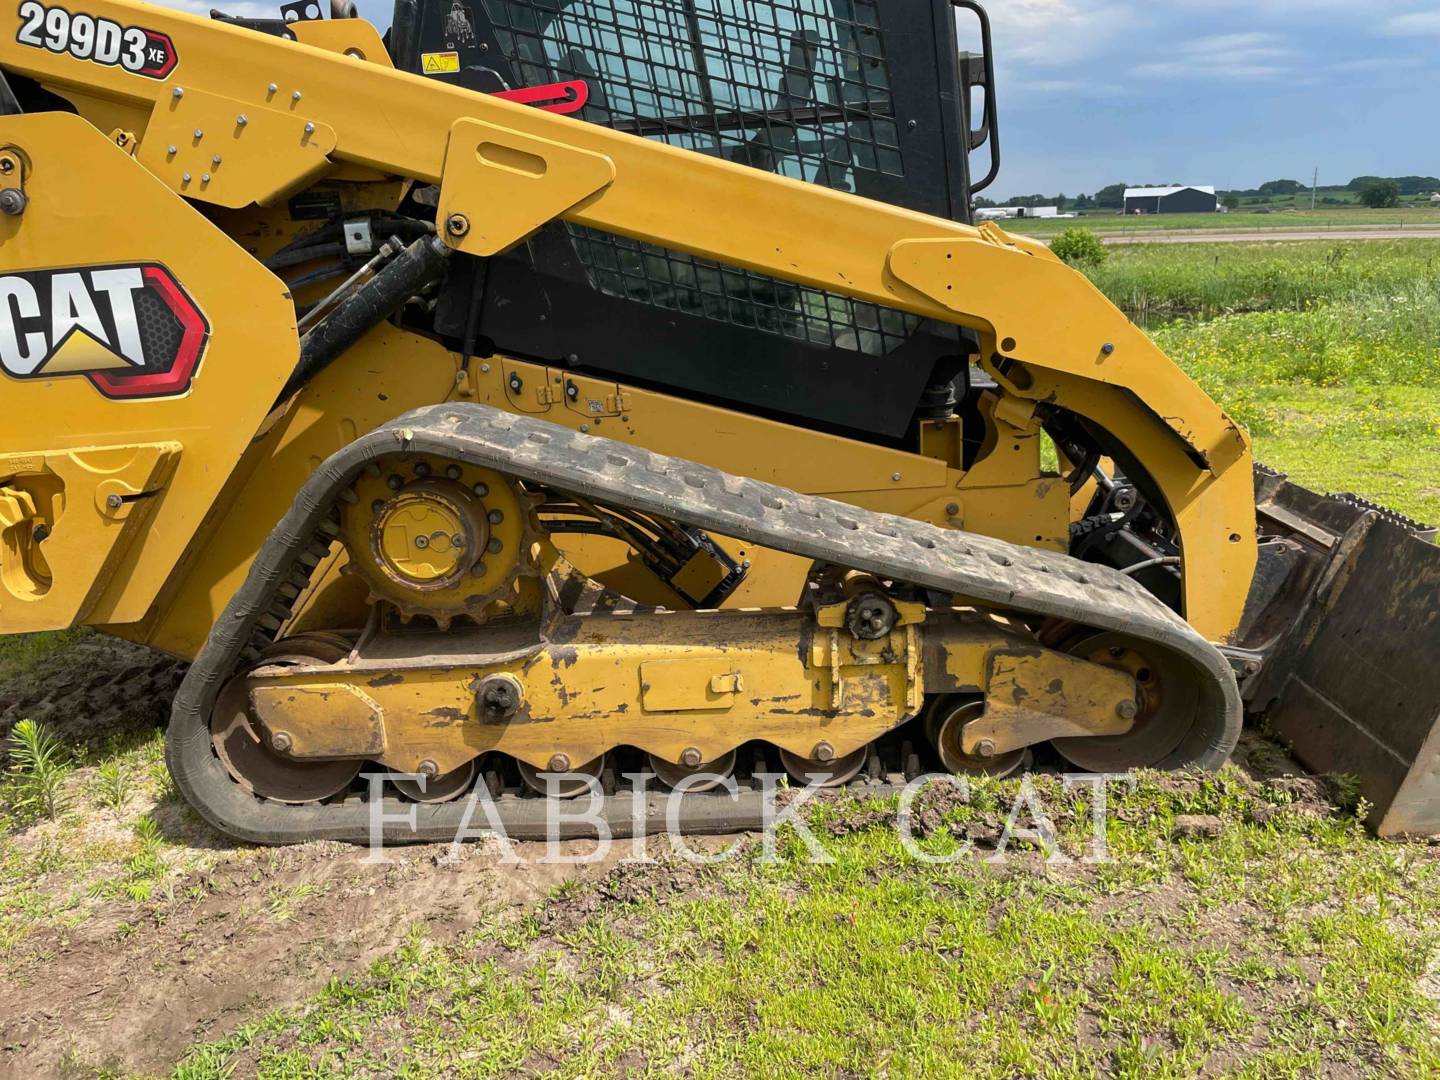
left=390, top=759, right=479, bottom=802
left=925, top=697, right=1031, bottom=778
left=516, top=753, right=608, bottom=798
left=648, top=749, right=738, bottom=792
left=779, top=745, right=867, bottom=788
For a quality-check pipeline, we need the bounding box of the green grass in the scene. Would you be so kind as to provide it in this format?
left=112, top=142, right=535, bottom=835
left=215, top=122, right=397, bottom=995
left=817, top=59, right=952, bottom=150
left=1041, top=237, right=1440, bottom=525
left=1006, top=207, right=1440, bottom=237
left=1087, top=239, right=1440, bottom=321
left=165, top=771, right=1440, bottom=1078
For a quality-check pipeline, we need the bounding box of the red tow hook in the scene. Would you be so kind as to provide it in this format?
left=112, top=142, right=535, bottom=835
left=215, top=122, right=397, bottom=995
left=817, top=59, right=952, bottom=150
left=492, top=79, right=589, bottom=115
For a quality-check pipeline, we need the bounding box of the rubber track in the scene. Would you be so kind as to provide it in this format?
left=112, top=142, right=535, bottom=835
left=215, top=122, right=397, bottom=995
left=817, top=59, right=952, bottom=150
left=167, top=403, right=1242, bottom=844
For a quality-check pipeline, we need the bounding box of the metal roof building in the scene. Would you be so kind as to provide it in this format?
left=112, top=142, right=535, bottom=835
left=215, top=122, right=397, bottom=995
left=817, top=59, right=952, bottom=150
left=1123, top=185, right=1218, bottom=214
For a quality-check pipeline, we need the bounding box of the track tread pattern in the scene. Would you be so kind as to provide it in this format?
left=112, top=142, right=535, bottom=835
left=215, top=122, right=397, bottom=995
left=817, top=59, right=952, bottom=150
left=167, top=404, right=1241, bottom=844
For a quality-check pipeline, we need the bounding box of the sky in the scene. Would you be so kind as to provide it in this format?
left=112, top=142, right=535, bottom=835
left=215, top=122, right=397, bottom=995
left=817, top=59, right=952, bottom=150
left=151, top=0, right=1437, bottom=200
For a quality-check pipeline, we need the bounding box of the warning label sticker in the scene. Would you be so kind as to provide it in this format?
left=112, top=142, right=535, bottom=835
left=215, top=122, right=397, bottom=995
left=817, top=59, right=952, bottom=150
left=421, top=50, right=460, bottom=74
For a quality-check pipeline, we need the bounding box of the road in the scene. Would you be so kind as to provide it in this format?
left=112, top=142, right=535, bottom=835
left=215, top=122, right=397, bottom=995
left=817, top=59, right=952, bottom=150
left=1099, top=227, right=1440, bottom=245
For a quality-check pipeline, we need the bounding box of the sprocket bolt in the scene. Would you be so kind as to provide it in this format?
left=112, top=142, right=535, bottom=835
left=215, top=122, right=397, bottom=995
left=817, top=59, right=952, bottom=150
left=271, top=731, right=293, bottom=753
left=547, top=753, right=571, bottom=773
left=680, top=747, right=703, bottom=768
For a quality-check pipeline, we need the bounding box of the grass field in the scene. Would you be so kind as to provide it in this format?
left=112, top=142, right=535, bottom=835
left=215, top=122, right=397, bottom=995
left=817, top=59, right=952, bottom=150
left=0, top=236, right=1438, bottom=1077
left=1081, top=238, right=1440, bottom=524
left=1005, top=207, right=1440, bottom=238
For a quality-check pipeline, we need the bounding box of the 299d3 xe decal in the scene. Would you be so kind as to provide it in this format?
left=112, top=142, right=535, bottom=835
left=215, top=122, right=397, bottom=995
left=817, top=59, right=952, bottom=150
left=15, top=1, right=177, bottom=79
left=0, top=264, right=208, bottom=398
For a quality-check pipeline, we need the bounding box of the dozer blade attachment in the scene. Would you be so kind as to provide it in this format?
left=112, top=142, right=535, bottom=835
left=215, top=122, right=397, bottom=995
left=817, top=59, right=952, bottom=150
left=1243, top=467, right=1440, bottom=839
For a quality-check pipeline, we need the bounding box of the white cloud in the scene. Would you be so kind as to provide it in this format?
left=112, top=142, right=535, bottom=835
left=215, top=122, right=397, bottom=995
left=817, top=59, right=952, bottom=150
left=1333, top=55, right=1425, bottom=72
left=1133, top=30, right=1292, bottom=80
left=1384, top=11, right=1440, bottom=35
left=140, top=0, right=276, bottom=17
left=985, top=0, right=1133, bottom=67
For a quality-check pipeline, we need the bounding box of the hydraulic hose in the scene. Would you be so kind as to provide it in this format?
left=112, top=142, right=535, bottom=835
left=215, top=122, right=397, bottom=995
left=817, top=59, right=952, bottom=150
left=278, top=234, right=451, bottom=402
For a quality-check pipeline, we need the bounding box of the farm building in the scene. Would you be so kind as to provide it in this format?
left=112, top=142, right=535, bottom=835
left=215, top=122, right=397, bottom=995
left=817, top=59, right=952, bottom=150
left=1123, top=185, right=1218, bottom=214
left=975, top=205, right=1065, bottom=220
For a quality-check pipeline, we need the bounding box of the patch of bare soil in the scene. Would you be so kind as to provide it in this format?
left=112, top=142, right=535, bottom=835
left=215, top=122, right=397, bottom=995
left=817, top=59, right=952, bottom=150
left=0, top=837, right=631, bottom=1077
left=0, top=634, right=184, bottom=750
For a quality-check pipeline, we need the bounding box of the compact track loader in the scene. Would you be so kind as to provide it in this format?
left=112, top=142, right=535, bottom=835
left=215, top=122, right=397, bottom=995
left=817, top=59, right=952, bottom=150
left=0, top=0, right=1434, bottom=841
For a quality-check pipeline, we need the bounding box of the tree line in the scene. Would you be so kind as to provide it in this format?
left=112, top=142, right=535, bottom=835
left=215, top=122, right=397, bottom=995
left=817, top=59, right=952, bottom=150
left=975, top=176, right=1438, bottom=212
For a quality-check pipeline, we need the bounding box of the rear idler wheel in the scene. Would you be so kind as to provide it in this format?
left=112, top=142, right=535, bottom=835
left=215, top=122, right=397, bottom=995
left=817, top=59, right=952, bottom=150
left=210, top=636, right=363, bottom=804
left=648, top=749, right=738, bottom=793
left=390, top=759, right=479, bottom=803
left=778, top=745, right=867, bottom=788
left=516, top=753, right=608, bottom=798
left=928, top=698, right=1031, bottom=779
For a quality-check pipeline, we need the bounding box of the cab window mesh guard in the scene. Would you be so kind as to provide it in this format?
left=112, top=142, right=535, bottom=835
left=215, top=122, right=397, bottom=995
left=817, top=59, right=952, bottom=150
left=481, top=0, right=919, bottom=355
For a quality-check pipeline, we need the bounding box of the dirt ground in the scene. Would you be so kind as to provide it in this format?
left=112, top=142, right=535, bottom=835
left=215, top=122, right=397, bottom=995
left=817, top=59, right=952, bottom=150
left=0, top=634, right=719, bottom=1076
left=0, top=831, right=647, bottom=1076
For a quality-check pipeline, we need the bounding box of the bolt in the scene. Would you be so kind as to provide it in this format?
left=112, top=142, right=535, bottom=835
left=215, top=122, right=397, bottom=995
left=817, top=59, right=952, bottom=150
left=680, top=747, right=703, bottom=768
left=1116, top=700, right=1139, bottom=722
left=201, top=173, right=210, bottom=182
left=868, top=615, right=886, bottom=633
left=812, top=741, right=835, bottom=763
left=212, top=153, right=222, bottom=165
left=1101, top=342, right=1115, bottom=356
left=445, top=464, right=462, bottom=480
left=445, top=213, right=470, bottom=238
left=271, top=731, right=293, bottom=752
left=106, top=493, right=124, bottom=509
left=268, top=82, right=278, bottom=93
left=0, top=188, right=26, bottom=216
left=167, top=144, right=177, bottom=155
left=303, top=122, right=315, bottom=135
left=418, top=759, right=439, bottom=778
left=387, top=474, right=404, bottom=490
left=181, top=172, right=192, bottom=183
left=1244, top=660, right=1261, bottom=676
left=236, top=113, right=248, bottom=126
left=30, top=522, right=49, bottom=542
left=974, top=739, right=997, bottom=759
left=471, top=561, right=487, bottom=576
left=0, top=158, right=12, bottom=173
left=547, top=753, right=571, bottom=773
left=487, top=509, right=504, bottom=524
left=891, top=472, right=902, bottom=482
left=472, top=482, right=489, bottom=497
left=451, top=534, right=465, bottom=549
left=172, top=86, right=184, bottom=98
left=292, top=90, right=302, bottom=101
left=413, top=461, right=431, bottom=477
left=566, top=383, right=578, bottom=399
left=414, top=535, right=430, bottom=549
left=193, top=128, right=203, bottom=139
left=579, top=424, right=589, bottom=433
left=487, top=537, right=502, bottom=554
